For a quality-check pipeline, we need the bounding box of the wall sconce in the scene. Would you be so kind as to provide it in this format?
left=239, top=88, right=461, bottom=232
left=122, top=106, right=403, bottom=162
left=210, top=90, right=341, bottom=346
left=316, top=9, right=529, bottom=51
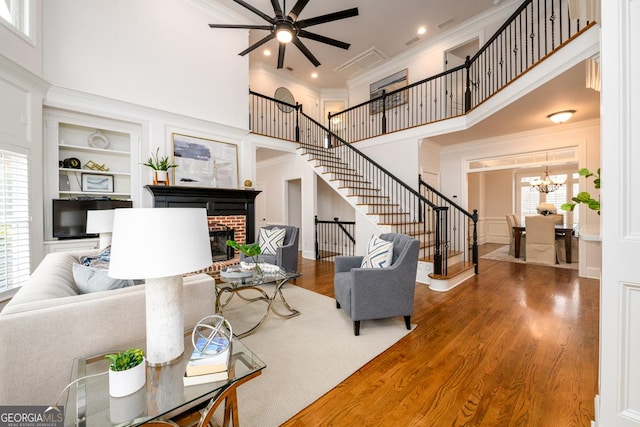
left=547, top=110, right=576, bottom=124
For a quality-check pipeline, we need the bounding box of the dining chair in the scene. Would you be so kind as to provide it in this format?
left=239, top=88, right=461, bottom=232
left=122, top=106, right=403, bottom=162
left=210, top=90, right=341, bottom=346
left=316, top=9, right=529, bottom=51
left=525, top=215, right=557, bottom=265
left=505, top=214, right=525, bottom=257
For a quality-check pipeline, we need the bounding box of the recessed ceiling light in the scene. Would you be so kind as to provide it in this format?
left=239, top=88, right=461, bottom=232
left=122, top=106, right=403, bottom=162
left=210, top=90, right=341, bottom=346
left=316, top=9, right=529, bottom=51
left=263, top=49, right=271, bottom=56
left=311, top=72, right=318, bottom=79
left=418, top=26, right=426, bottom=35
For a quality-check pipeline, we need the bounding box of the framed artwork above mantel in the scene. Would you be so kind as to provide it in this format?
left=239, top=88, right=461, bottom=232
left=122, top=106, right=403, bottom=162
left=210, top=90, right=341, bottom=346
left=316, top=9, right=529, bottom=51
left=172, top=133, right=238, bottom=189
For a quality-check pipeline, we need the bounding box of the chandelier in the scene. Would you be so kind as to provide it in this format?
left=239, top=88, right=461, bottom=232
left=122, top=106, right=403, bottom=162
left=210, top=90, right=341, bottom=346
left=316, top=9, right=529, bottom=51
left=530, top=166, right=566, bottom=193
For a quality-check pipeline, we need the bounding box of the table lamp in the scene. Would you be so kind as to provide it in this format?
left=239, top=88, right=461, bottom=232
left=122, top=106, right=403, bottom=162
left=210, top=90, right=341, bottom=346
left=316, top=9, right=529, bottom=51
left=86, top=209, right=115, bottom=249
left=108, top=208, right=212, bottom=366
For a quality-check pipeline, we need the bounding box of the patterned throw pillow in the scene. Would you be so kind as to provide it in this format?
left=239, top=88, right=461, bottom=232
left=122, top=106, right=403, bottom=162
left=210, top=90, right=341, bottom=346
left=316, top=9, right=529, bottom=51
left=258, top=227, right=286, bottom=255
left=361, top=235, right=394, bottom=268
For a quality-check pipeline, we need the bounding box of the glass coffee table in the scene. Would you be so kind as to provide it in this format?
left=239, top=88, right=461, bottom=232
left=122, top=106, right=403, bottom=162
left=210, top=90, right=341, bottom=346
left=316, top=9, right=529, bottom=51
left=217, top=269, right=301, bottom=338
left=65, top=331, right=265, bottom=427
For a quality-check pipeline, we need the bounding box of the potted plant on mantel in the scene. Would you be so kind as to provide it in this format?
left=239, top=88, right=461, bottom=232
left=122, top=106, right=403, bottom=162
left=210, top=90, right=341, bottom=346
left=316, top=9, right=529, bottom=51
left=105, top=348, right=146, bottom=397
left=142, top=148, right=177, bottom=186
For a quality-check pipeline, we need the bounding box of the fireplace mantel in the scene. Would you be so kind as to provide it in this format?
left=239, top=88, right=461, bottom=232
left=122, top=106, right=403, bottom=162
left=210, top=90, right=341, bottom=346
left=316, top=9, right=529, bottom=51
left=145, top=185, right=261, bottom=242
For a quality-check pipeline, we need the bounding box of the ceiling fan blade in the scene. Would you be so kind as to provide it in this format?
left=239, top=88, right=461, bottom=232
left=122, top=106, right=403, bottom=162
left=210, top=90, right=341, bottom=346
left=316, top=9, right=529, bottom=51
left=239, top=33, right=276, bottom=56
left=208, top=24, right=272, bottom=30
left=231, top=0, right=275, bottom=23
left=296, top=8, right=359, bottom=28
left=292, top=37, right=321, bottom=67
left=277, top=43, right=286, bottom=69
left=298, top=30, right=350, bottom=50
left=270, top=0, right=283, bottom=18
left=288, top=0, right=310, bottom=20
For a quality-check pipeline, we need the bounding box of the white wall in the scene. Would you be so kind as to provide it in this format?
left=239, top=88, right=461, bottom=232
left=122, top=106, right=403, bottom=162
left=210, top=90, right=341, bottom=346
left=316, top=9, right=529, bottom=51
left=250, top=65, right=322, bottom=121
left=41, top=0, right=248, bottom=128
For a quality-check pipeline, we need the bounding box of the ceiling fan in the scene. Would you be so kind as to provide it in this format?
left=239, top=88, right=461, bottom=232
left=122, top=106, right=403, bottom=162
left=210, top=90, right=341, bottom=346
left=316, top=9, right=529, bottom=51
left=208, top=0, right=359, bottom=69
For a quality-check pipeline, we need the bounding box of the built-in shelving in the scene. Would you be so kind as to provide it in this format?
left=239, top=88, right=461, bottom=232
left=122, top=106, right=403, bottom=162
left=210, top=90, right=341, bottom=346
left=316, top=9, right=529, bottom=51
left=43, top=108, right=141, bottom=245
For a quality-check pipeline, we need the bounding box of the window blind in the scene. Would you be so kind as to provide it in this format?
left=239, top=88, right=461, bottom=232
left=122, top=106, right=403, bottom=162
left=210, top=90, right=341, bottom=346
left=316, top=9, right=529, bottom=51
left=0, top=149, right=30, bottom=291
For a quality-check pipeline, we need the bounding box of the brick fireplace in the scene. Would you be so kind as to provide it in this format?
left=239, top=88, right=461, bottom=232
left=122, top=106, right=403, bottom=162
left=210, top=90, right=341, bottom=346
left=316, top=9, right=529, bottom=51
left=145, top=185, right=261, bottom=278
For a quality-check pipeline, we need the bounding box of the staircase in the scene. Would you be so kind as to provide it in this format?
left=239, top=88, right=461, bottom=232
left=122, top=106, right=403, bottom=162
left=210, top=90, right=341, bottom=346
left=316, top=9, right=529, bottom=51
left=247, top=0, right=593, bottom=291
left=292, top=120, right=478, bottom=291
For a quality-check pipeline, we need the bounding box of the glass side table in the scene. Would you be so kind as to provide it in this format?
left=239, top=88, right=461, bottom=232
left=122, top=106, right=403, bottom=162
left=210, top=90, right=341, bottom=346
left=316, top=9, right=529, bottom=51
left=65, top=331, right=265, bottom=427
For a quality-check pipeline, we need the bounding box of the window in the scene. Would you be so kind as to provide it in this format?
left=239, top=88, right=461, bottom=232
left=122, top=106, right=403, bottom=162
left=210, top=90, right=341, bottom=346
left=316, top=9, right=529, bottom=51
left=0, top=148, right=30, bottom=292
left=517, top=169, right=579, bottom=226
left=0, top=0, right=32, bottom=39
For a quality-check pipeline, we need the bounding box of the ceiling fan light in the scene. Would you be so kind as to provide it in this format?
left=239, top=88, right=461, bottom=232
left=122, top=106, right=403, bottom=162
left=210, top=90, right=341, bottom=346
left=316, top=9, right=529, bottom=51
left=547, top=110, right=576, bottom=124
left=276, top=27, right=293, bottom=43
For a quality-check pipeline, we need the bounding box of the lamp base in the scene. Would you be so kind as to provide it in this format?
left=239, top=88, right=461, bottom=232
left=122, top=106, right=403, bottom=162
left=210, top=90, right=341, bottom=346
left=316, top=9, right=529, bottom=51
left=145, top=275, right=184, bottom=366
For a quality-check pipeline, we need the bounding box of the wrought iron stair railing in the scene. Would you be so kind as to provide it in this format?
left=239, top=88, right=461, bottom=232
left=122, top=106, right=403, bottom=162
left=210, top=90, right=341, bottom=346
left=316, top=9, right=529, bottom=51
left=314, top=216, right=356, bottom=260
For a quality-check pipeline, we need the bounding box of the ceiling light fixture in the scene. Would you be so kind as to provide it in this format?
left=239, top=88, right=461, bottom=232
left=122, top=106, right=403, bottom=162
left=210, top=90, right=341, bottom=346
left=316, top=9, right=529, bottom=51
left=547, top=110, right=576, bottom=124
left=530, top=165, right=566, bottom=193
left=418, top=26, right=426, bottom=35
left=263, top=49, right=271, bottom=56
left=275, top=23, right=294, bottom=43
left=311, top=72, right=318, bottom=79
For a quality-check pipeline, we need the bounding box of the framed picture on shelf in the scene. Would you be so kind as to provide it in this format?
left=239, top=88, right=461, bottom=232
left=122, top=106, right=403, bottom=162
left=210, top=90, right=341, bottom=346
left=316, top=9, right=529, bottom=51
left=369, top=69, right=409, bottom=114
left=172, top=133, right=238, bottom=188
left=81, top=173, right=114, bottom=193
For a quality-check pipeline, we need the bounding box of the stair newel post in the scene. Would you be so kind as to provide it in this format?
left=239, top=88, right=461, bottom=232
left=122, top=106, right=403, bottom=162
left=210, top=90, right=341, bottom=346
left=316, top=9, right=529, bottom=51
left=472, top=209, right=479, bottom=273
left=295, top=103, right=301, bottom=142
left=314, top=215, right=319, bottom=260
left=433, top=207, right=443, bottom=276
left=381, top=89, right=387, bottom=134
left=464, top=55, right=472, bottom=112
left=327, top=112, right=333, bottom=148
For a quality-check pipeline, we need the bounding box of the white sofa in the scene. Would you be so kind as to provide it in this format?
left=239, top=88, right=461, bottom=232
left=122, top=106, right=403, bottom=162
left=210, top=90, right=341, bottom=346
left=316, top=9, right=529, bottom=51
left=0, top=250, right=216, bottom=405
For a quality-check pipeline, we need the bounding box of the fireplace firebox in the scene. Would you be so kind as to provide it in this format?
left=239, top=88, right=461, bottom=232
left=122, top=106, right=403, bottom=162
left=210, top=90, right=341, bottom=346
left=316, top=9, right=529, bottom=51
left=209, top=224, right=234, bottom=261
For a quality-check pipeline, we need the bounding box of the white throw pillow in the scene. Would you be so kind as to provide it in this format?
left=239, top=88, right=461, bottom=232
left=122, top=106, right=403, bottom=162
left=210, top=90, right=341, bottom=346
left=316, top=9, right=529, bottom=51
left=258, top=227, right=286, bottom=255
left=361, top=235, right=394, bottom=268
left=72, top=263, right=133, bottom=294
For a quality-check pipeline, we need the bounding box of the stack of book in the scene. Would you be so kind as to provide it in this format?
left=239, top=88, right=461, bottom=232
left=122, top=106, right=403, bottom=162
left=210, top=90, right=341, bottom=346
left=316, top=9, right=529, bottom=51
left=183, top=337, right=231, bottom=386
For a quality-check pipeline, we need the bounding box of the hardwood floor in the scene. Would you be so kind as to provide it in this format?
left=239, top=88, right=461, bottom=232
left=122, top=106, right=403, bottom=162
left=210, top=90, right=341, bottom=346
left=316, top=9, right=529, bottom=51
left=283, top=244, right=599, bottom=427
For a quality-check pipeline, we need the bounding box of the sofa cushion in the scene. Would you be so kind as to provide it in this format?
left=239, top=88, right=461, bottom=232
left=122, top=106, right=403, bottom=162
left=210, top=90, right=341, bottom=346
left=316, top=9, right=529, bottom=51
left=72, top=263, right=133, bottom=294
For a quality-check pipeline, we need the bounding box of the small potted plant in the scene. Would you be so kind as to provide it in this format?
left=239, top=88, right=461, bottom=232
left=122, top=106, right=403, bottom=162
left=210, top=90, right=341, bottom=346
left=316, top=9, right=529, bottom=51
left=142, top=147, right=177, bottom=185
left=105, top=348, right=146, bottom=397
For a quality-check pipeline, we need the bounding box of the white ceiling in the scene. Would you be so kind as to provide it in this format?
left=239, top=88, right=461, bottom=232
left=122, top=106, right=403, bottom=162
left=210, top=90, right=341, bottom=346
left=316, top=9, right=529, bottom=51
left=208, top=0, right=504, bottom=88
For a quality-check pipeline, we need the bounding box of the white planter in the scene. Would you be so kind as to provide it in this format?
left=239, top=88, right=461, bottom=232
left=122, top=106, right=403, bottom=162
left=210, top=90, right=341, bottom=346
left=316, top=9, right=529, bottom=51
left=154, top=170, right=169, bottom=185
left=108, top=358, right=147, bottom=397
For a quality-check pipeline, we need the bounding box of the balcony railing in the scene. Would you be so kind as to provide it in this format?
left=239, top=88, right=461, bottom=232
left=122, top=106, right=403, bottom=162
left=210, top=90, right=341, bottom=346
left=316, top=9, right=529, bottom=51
left=327, top=0, right=593, bottom=142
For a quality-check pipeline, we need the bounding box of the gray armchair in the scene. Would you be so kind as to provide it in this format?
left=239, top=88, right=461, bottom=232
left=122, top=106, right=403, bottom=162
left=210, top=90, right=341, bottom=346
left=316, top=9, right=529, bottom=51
left=334, top=233, right=420, bottom=336
left=240, top=225, right=300, bottom=272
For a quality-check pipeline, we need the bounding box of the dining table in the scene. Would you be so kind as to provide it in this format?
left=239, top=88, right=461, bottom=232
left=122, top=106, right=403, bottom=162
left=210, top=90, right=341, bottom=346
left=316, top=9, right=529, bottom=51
left=513, top=225, right=574, bottom=263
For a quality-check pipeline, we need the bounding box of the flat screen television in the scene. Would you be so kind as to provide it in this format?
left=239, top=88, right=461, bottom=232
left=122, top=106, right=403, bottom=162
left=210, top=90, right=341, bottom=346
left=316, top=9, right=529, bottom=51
left=52, top=199, right=133, bottom=239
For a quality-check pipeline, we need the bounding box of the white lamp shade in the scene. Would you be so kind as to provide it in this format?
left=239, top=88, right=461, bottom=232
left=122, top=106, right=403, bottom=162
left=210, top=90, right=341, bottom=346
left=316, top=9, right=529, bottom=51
left=86, top=209, right=116, bottom=234
left=109, top=208, right=212, bottom=279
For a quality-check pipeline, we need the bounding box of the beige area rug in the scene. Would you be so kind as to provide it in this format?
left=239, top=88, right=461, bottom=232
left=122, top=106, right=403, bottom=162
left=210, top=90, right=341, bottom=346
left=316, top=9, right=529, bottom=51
left=212, top=283, right=414, bottom=426
left=481, top=245, right=578, bottom=270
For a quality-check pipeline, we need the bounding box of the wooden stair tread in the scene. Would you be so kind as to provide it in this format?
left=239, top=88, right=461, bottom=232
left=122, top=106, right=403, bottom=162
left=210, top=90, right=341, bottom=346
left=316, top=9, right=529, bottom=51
left=428, top=262, right=475, bottom=280
left=421, top=250, right=463, bottom=262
